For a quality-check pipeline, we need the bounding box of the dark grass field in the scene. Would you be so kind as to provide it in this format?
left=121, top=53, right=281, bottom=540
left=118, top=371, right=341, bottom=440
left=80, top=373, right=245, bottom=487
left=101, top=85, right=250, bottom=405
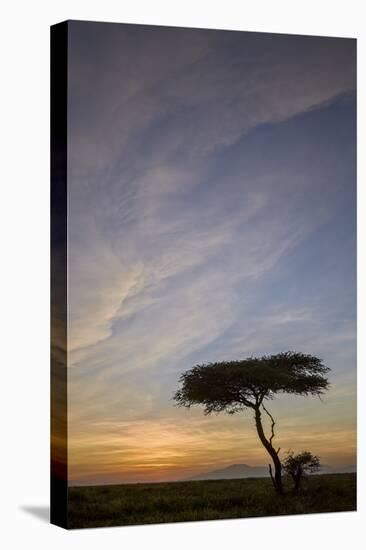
left=67, top=473, right=356, bottom=529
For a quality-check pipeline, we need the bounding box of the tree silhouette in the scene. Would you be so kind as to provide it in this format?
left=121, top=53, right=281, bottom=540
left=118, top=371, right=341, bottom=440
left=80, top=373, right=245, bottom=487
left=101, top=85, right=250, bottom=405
left=282, top=451, right=321, bottom=493
left=173, top=351, right=329, bottom=494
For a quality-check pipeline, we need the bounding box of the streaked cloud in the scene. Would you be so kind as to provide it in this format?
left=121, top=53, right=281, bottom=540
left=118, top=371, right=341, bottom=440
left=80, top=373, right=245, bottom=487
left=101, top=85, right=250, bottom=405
left=66, top=22, right=356, bottom=484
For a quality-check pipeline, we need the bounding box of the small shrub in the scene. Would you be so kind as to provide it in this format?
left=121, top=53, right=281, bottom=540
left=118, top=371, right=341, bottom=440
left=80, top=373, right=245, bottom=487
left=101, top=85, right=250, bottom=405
left=282, top=451, right=320, bottom=493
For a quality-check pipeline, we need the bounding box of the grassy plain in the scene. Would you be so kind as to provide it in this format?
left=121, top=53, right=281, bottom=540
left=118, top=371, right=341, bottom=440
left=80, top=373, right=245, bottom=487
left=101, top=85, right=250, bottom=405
left=68, top=473, right=356, bottom=529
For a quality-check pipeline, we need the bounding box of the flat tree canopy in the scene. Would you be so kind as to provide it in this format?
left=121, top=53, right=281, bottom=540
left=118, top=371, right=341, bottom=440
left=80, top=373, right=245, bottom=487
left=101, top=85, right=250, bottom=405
left=174, top=351, right=330, bottom=414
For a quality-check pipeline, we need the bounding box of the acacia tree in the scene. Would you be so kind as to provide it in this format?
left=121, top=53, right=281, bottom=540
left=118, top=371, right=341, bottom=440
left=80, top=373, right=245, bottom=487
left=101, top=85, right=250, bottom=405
left=282, top=451, right=321, bottom=493
left=173, top=351, right=329, bottom=495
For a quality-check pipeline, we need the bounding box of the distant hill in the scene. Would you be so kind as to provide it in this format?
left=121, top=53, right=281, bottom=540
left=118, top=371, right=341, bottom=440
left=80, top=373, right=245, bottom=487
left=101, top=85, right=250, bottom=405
left=187, top=463, right=356, bottom=481
left=318, top=464, right=356, bottom=474
left=187, top=464, right=269, bottom=481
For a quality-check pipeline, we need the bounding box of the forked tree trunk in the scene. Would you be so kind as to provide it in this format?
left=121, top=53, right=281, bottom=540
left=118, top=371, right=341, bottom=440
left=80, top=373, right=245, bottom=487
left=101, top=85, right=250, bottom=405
left=254, top=406, right=283, bottom=495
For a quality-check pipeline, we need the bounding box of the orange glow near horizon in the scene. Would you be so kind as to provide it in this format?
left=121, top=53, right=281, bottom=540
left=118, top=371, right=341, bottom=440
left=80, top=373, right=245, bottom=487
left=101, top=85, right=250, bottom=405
left=68, top=394, right=356, bottom=485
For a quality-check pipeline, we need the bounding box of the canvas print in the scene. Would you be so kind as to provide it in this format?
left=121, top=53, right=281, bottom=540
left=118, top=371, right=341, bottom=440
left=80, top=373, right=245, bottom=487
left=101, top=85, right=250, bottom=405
left=51, top=20, right=356, bottom=529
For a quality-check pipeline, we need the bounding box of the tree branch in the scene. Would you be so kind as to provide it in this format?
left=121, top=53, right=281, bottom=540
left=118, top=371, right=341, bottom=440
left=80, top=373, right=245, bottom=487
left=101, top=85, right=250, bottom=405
left=262, top=403, right=277, bottom=448
left=258, top=390, right=267, bottom=406
left=239, top=392, right=256, bottom=408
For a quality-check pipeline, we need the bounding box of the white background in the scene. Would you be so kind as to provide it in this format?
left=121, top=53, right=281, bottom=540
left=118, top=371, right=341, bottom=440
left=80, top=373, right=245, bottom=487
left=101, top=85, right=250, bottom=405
left=0, top=0, right=364, bottom=548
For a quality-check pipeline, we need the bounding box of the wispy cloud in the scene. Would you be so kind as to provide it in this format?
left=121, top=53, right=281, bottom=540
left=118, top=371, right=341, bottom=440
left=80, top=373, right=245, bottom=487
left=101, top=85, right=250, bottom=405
left=66, top=23, right=356, bottom=483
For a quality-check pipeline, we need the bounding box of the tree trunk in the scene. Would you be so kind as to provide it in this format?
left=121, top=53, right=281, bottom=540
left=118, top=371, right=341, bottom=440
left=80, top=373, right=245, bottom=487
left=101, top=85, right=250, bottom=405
left=293, top=469, right=302, bottom=494
left=290, top=472, right=300, bottom=494
left=294, top=475, right=301, bottom=494
left=254, top=407, right=283, bottom=495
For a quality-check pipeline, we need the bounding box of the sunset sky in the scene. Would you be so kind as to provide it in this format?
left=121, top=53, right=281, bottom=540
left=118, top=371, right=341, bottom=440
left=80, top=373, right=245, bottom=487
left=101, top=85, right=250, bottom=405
left=66, top=21, right=356, bottom=485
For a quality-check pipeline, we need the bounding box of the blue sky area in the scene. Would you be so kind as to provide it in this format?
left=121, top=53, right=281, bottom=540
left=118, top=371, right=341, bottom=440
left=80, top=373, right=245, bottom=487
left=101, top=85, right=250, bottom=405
left=66, top=22, right=356, bottom=484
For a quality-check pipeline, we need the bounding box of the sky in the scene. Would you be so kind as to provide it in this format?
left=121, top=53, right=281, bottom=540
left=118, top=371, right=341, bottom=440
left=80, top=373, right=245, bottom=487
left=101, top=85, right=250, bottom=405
left=66, top=21, right=356, bottom=485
